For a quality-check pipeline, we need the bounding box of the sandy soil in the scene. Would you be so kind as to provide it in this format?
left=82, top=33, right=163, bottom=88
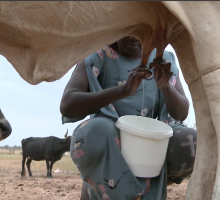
left=167, top=180, right=188, bottom=200
left=0, top=150, right=188, bottom=200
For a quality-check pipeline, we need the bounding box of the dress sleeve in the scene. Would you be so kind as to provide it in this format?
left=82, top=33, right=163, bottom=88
left=84, top=49, right=105, bottom=79
left=62, top=48, right=119, bottom=125
left=61, top=49, right=104, bottom=125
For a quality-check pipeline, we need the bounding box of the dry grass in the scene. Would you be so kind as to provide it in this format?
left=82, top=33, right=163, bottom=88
left=0, top=150, right=83, bottom=200
left=0, top=149, right=188, bottom=200
left=0, top=150, right=79, bottom=174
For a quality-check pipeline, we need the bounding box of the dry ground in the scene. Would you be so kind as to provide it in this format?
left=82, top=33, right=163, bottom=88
left=0, top=150, right=188, bottom=200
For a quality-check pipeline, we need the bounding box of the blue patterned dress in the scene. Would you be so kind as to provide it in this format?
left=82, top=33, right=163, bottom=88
left=62, top=47, right=197, bottom=200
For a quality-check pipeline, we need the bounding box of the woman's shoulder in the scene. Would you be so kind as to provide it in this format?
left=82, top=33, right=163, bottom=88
left=163, top=50, right=176, bottom=62
left=99, top=44, right=120, bottom=60
left=85, top=45, right=120, bottom=63
left=149, top=48, right=177, bottom=62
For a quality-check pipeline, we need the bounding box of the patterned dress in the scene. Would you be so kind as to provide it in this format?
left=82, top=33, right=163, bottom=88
left=62, top=47, right=197, bottom=200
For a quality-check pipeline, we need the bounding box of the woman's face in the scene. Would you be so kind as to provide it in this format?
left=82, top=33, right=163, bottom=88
left=117, top=36, right=142, bottom=58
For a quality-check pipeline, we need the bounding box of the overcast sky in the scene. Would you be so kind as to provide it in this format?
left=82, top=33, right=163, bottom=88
left=0, top=45, right=195, bottom=146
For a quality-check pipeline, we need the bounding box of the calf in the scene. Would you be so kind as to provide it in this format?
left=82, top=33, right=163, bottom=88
left=21, top=129, right=71, bottom=178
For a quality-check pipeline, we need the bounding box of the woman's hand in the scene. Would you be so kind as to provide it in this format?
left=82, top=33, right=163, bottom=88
left=149, top=57, right=189, bottom=121
left=121, top=64, right=152, bottom=96
left=149, top=57, right=173, bottom=90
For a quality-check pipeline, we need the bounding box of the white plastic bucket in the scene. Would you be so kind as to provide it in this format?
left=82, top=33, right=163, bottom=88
left=115, top=115, right=173, bottom=178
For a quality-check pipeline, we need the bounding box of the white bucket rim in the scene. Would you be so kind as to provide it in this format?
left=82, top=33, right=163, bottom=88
left=115, top=115, right=173, bottom=140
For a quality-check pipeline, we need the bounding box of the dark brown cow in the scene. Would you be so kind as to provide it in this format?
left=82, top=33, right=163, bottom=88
left=21, top=130, right=71, bottom=178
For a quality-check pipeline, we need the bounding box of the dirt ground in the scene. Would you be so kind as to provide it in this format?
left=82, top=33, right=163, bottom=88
left=0, top=150, right=188, bottom=200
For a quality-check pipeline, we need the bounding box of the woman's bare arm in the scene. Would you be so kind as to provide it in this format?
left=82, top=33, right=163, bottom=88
left=161, top=72, right=189, bottom=121
left=60, top=60, right=149, bottom=118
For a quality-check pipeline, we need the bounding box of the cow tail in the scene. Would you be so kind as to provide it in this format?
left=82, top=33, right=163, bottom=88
left=21, top=139, right=27, bottom=178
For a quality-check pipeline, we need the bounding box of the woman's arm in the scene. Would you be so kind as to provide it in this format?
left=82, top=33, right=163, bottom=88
left=161, top=72, right=189, bottom=121
left=150, top=57, right=189, bottom=121
left=60, top=60, right=149, bottom=118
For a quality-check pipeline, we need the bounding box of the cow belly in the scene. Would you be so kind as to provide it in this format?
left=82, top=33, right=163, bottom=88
left=27, top=156, right=45, bottom=161
left=26, top=151, right=45, bottom=161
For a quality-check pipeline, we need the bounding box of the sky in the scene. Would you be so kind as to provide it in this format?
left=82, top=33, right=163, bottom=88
left=0, top=45, right=196, bottom=146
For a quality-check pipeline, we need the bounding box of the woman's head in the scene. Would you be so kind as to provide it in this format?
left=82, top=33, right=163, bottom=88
left=116, top=36, right=142, bottom=58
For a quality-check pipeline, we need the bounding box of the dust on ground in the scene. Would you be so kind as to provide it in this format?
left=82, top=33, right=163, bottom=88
left=0, top=150, right=188, bottom=200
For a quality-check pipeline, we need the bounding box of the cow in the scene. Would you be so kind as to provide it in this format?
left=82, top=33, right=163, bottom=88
left=21, top=129, right=71, bottom=178
left=2, top=2, right=220, bottom=199
left=0, top=109, right=12, bottom=141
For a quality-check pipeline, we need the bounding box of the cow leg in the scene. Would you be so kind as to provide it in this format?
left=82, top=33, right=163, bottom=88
left=21, top=155, right=26, bottom=177
left=26, top=158, right=33, bottom=177
left=49, top=161, right=54, bottom=177
left=46, top=160, right=52, bottom=178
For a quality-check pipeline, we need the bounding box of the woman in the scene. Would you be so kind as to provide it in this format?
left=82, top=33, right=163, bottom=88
left=60, top=36, right=197, bottom=200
